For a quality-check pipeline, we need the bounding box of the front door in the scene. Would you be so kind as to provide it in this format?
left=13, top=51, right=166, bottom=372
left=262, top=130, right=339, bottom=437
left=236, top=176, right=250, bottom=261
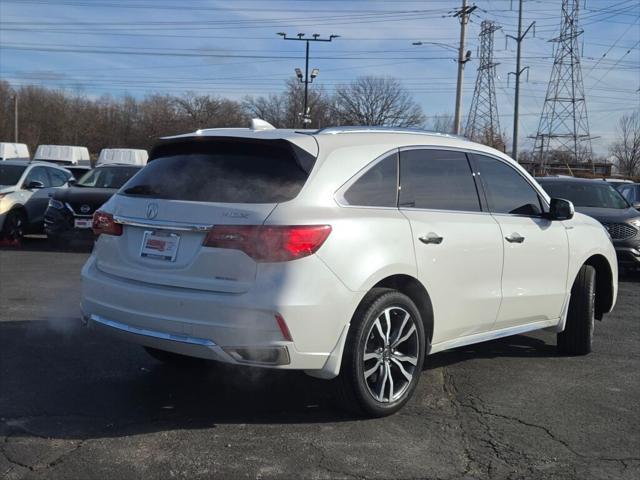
left=399, top=148, right=503, bottom=344
left=471, top=153, right=569, bottom=329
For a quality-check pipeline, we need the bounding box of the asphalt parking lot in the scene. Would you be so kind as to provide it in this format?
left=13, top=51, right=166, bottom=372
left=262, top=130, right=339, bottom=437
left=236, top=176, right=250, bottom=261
left=1, top=238, right=639, bottom=480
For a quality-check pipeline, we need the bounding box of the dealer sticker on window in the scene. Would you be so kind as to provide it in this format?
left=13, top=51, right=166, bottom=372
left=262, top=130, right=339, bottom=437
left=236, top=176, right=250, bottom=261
left=140, top=230, right=180, bottom=262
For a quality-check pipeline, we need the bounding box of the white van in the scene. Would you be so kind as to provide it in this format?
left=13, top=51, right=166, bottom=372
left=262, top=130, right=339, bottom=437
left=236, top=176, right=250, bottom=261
left=0, top=143, right=30, bottom=161
left=33, top=145, right=90, bottom=165
left=96, top=148, right=148, bottom=167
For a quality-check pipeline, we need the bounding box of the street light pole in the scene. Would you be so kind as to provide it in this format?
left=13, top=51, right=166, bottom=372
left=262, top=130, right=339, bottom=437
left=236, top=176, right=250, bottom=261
left=277, top=32, right=339, bottom=127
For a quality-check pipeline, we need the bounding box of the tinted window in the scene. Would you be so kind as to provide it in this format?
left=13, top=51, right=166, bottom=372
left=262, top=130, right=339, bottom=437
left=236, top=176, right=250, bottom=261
left=538, top=181, right=629, bottom=210
left=343, top=153, right=397, bottom=207
left=0, top=165, right=27, bottom=186
left=619, top=185, right=639, bottom=203
left=25, top=167, right=51, bottom=187
left=473, top=155, right=542, bottom=215
left=48, top=168, right=69, bottom=187
left=122, top=140, right=311, bottom=203
left=399, top=149, right=480, bottom=211
left=77, top=166, right=140, bottom=189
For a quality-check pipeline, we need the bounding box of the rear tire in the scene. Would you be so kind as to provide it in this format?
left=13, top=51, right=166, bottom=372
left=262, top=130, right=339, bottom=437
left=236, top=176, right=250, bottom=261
left=336, top=288, right=426, bottom=417
left=557, top=265, right=596, bottom=355
left=143, top=347, right=207, bottom=367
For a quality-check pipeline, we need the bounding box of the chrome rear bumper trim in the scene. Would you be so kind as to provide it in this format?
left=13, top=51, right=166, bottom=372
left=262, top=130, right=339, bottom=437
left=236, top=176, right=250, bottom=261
left=112, top=215, right=213, bottom=232
left=90, top=314, right=217, bottom=347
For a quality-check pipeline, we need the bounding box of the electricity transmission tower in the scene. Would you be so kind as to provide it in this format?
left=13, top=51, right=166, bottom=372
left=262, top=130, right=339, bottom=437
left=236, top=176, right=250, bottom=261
left=534, top=0, right=592, bottom=172
left=465, top=20, right=502, bottom=148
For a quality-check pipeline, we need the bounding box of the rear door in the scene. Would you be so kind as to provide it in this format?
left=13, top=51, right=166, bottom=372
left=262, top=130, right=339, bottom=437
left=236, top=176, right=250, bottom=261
left=399, top=148, right=503, bottom=344
left=94, top=137, right=314, bottom=294
left=471, top=153, right=569, bottom=328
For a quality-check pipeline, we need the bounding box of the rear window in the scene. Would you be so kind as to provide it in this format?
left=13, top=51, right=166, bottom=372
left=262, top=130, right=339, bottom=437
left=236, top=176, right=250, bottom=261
left=121, top=139, right=312, bottom=203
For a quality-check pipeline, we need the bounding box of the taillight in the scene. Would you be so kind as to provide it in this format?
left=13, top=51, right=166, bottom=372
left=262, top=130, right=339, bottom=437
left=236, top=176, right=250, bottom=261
left=92, top=210, right=123, bottom=236
left=203, top=225, right=331, bottom=262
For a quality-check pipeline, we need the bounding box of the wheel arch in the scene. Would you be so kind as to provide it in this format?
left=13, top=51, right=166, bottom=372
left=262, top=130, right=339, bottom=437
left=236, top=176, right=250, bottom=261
left=583, top=254, right=615, bottom=319
left=370, top=274, right=434, bottom=348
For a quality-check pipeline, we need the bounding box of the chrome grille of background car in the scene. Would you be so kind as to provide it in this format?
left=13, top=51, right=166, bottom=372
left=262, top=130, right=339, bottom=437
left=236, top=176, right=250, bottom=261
left=602, top=222, right=638, bottom=240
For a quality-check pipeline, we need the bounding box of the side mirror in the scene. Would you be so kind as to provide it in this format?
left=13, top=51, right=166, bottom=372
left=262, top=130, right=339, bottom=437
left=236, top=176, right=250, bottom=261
left=632, top=201, right=640, bottom=211
left=68, top=178, right=77, bottom=186
left=548, top=198, right=574, bottom=221
left=24, top=180, right=45, bottom=190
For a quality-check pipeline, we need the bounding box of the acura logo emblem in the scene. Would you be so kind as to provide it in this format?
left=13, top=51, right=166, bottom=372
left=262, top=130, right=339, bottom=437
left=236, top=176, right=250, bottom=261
left=146, top=203, right=158, bottom=219
left=80, top=204, right=91, bottom=214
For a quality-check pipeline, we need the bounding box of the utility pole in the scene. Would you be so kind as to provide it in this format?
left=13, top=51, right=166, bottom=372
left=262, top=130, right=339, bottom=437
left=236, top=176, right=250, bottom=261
left=277, top=32, right=339, bottom=127
left=453, top=1, right=476, bottom=135
left=507, top=0, right=535, bottom=162
left=14, top=94, right=18, bottom=142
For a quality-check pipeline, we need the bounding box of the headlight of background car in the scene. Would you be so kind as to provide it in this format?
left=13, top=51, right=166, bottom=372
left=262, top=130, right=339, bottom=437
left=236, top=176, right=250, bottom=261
left=48, top=198, right=65, bottom=210
left=629, top=218, right=640, bottom=229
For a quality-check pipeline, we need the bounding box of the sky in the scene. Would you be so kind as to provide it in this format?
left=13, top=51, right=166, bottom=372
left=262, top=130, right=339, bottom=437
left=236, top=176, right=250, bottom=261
left=0, top=0, right=639, bottom=155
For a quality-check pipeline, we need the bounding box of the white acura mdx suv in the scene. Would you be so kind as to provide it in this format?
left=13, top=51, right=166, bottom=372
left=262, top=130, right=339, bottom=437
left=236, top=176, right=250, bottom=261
left=81, top=122, right=617, bottom=417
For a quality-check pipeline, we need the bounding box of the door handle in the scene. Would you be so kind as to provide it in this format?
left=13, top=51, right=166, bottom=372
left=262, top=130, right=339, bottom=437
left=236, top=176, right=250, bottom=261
left=419, top=233, right=443, bottom=245
left=505, top=233, right=525, bottom=243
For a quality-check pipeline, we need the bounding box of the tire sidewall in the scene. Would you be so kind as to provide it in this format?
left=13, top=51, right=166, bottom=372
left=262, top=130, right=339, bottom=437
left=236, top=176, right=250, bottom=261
left=348, top=291, right=426, bottom=416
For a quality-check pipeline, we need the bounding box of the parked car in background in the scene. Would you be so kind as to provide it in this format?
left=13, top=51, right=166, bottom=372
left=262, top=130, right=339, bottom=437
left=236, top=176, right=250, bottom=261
left=81, top=124, right=617, bottom=417
left=617, top=183, right=640, bottom=211
left=537, top=177, right=640, bottom=269
left=0, top=142, right=30, bottom=161
left=33, top=145, right=90, bottom=166
left=97, top=148, right=148, bottom=166
left=603, top=178, right=633, bottom=189
left=45, top=163, right=143, bottom=247
left=66, top=165, right=92, bottom=181
left=0, top=160, right=73, bottom=241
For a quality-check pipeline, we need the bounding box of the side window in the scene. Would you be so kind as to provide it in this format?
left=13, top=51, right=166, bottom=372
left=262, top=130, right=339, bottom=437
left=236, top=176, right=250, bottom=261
left=343, top=152, right=398, bottom=207
left=473, top=154, right=543, bottom=216
left=24, top=167, right=51, bottom=187
left=48, top=168, right=69, bottom=187
left=399, top=149, right=480, bottom=211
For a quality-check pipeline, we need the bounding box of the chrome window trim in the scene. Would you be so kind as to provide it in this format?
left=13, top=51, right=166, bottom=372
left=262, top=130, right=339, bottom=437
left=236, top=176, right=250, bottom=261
left=112, top=214, right=213, bottom=232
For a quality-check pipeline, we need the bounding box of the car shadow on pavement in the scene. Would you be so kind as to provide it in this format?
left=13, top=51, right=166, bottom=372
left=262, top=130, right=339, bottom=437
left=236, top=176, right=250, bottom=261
left=0, top=318, right=567, bottom=442
left=0, top=235, right=92, bottom=253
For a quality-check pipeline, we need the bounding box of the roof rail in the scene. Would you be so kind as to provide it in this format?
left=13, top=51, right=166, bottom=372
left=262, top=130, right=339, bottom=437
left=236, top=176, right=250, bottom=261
left=313, top=126, right=467, bottom=139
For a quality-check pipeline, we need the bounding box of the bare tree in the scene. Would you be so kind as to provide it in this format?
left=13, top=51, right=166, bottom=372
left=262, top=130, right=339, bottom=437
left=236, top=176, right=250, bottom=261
left=428, top=113, right=454, bottom=133
left=610, top=111, right=640, bottom=177
left=333, top=76, right=425, bottom=128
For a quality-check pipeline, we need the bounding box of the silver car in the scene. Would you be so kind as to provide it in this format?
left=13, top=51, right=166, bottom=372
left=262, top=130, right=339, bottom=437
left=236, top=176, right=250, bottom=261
left=0, top=160, right=73, bottom=241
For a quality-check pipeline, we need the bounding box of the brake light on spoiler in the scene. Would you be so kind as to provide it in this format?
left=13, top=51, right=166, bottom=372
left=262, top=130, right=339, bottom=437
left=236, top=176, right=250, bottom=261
left=203, top=225, right=331, bottom=262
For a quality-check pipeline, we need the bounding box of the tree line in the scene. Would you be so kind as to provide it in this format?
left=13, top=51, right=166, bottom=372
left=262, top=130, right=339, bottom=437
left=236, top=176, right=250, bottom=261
left=0, top=77, right=428, bottom=156
left=1, top=78, right=637, bottom=177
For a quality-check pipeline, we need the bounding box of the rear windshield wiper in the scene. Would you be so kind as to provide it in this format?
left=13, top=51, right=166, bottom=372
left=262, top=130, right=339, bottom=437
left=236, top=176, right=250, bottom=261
left=123, top=184, right=157, bottom=196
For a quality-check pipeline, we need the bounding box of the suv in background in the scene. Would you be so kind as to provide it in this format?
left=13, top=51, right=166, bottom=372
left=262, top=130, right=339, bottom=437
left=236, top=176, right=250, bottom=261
left=81, top=124, right=617, bottom=417
left=45, top=164, right=143, bottom=247
left=617, top=183, right=640, bottom=211
left=537, top=177, right=640, bottom=269
left=0, top=160, right=73, bottom=241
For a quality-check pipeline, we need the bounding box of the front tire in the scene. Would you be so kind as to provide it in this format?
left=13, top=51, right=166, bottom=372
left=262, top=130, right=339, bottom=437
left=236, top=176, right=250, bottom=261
left=557, top=265, right=596, bottom=355
left=1, top=209, right=26, bottom=243
left=337, top=288, right=426, bottom=417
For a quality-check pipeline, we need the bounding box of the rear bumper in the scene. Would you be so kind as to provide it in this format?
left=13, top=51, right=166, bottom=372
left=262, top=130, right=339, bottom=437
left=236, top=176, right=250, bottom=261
left=80, top=254, right=356, bottom=377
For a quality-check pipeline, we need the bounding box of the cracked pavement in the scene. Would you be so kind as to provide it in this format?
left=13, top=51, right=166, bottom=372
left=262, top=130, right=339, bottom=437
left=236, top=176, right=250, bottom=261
left=1, top=240, right=639, bottom=479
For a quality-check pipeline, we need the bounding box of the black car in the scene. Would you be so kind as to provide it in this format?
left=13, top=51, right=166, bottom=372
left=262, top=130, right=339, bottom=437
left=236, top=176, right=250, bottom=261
left=65, top=165, right=92, bottom=181
left=44, top=164, right=142, bottom=247
left=537, top=177, right=640, bottom=269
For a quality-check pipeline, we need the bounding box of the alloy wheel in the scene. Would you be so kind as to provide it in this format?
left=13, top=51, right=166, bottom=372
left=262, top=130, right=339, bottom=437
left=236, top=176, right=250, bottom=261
left=362, top=306, right=420, bottom=403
